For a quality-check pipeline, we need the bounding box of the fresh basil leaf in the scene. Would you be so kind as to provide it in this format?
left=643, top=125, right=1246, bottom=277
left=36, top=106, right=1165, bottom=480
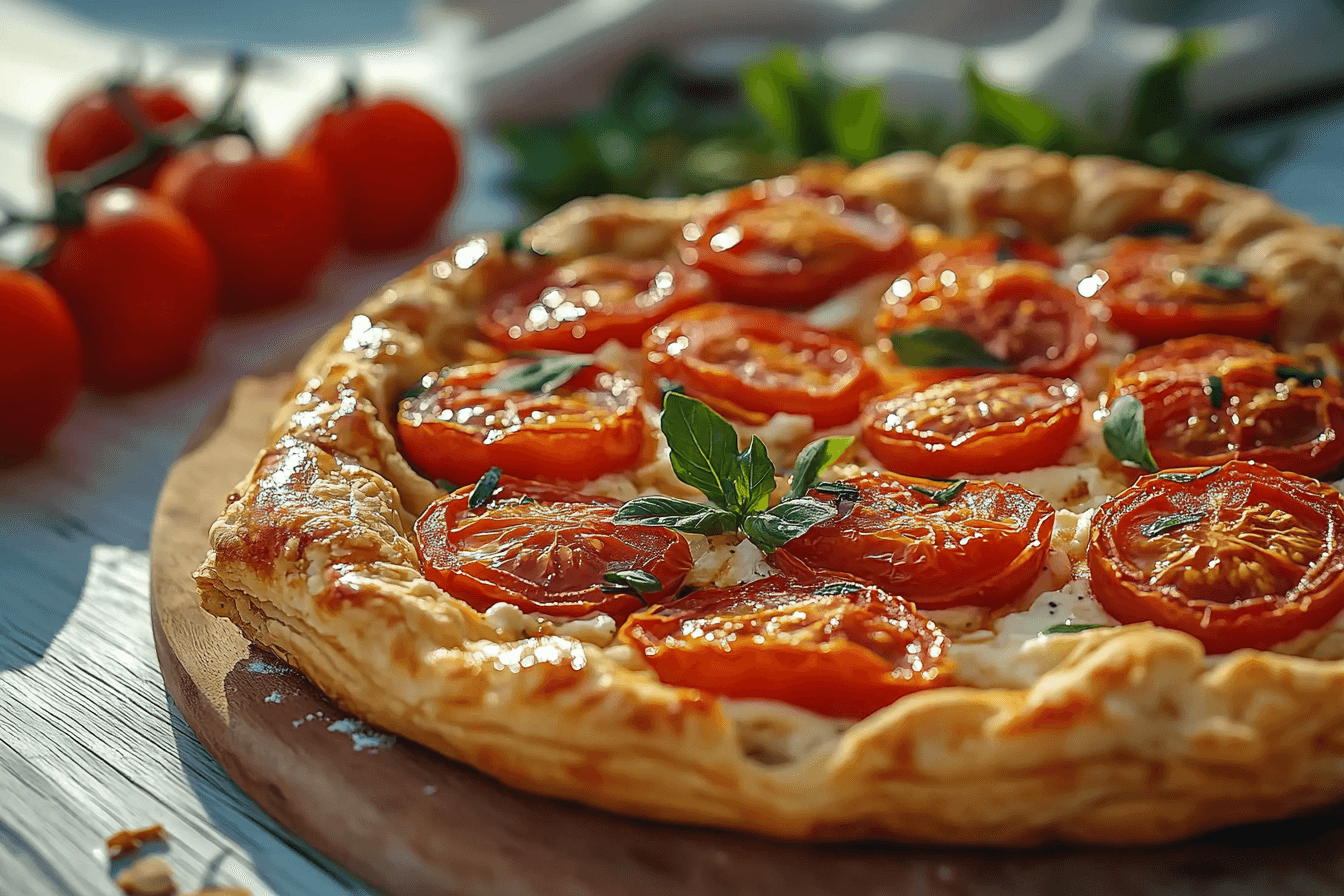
left=737, top=436, right=776, bottom=514
left=965, top=61, right=1067, bottom=148
left=1191, top=264, right=1248, bottom=291
left=1128, top=220, right=1194, bottom=239
left=741, top=497, right=836, bottom=553
left=828, top=85, right=884, bottom=164
left=1102, top=394, right=1159, bottom=474
left=1276, top=365, right=1325, bottom=388
left=468, top=466, right=503, bottom=509
left=601, top=568, right=662, bottom=595
left=787, top=436, right=855, bottom=501
left=1157, top=465, right=1222, bottom=483
left=741, top=48, right=807, bottom=157
left=888, top=327, right=1010, bottom=370
left=1206, top=374, right=1223, bottom=409
left=813, top=481, right=861, bottom=501
left=434, top=478, right=457, bottom=492
left=1128, top=31, right=1207, bottom=140
left=486, top=355, right=594, bottom=394
left=1139, top=511, right=1206, bottom=538
left=910, top=479, right=967, bottom=506
left=660, top=392, right=743, bottom=512
left=815, top=581, right=863, bottom=597
left=614, top=496, right=736, bottom=535
left=1043, top=623, right=1104, bottom=635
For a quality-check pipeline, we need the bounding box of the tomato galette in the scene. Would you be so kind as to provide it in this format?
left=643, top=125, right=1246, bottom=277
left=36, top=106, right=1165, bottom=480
left=196, top=147, right=1344, bottom=845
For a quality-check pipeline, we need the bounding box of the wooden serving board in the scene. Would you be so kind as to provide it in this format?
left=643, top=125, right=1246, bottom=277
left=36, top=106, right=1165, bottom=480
left=151, top=370, right=1344, bottom=896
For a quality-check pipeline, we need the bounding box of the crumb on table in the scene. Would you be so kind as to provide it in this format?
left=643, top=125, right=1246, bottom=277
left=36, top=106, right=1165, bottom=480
left=115, top=855, right=176, bottom=895
left=106, top=824, right=168, bottom=860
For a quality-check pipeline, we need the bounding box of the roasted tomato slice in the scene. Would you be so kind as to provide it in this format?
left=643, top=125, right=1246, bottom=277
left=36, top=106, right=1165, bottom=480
left=416, top=475, right=692, bottom=620
left=397, top=360, right=644, bottom=484
left=910, top=228, right=1063, bottom=268
left=784, top=472, right=1055, bottom=609
left=861, top=374, right=1083, bottom=478
left=1110, top=334, right=1286, bottom=395
left=678, top=167, right=914, bottom=309
left=877, top=256, right=1097, bottom=379
left=477, top=256, right=711, bottom=353
left=1088, top=461, right=1344, bottom=652
left=1132, top=366, right=1344, bottom=477
left=618, top=573, right=949, bottom=718
left=1089, top=238, right=1279, bottom=346
left=644, top=303, right=881, bottom=427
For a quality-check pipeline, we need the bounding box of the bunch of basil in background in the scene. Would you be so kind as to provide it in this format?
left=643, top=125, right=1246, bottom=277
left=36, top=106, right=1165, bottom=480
left=498, top=34, right=1264, bottom=218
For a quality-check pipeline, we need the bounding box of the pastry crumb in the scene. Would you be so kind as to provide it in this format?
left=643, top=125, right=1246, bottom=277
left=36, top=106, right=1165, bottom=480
left=115, top=855, right=176, bottom=895
left=106, top=824, right=168, bottom=860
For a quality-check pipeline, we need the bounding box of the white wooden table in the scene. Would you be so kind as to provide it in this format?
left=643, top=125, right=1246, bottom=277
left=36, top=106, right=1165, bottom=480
left=3, top=92, right=1344, bottom=894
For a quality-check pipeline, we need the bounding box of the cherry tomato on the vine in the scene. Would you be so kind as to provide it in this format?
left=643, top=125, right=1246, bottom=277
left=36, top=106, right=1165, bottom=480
left=618, top=572, right=949, bottom=718
left=398, top=359, right=646, bottom=484
left=1088, top=461, right=1344, bottom=653
left=479, top=256, right=710, bottom=353
left=0, top=268, right=83, bottom=463
left=644, top=303, right=881, bottom=427
left=416, top=474, right=691, bottom=621
left=45, top=84, right=195, bottom=188
left=154, top=136, right=339, bottom=313
left=297, top=94, right=460, bottom=252
left=41, top=186, right=216, bottom=393
left=861, top=374, right=1083, bottom=478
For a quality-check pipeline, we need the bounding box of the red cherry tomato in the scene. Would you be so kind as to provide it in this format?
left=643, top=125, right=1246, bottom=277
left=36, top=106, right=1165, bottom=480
left=479, top=256, right=711, bottom=353
left=1088, top=461, right=1344, bottom=653
left=644, top=303, right=881, bottom=428
left=153, top=136, right=339, bottom=313
left=41, top=186, right=217, bottom=393
left=877, top=256, right=1097, bottom=380
left=1110, top=334, right=1285, bottom=396
left=679, top=167, right=914, bottom=309
left=415, top=475, right=692, bottom=621
left=398, top=360, right=646, bottom=485
left=861, top=374, right=1083, bottom=478
left=618, top=572, right=949, bottom=718
left=783, top=471, right=1055, bottom=610
left=1091, top=238, right=1280, bottom=346
left=45, top=84, right=195, bottom=188
left=0, top=269, right=83, bottom=463
left=297, top=94, right=459, bottom=252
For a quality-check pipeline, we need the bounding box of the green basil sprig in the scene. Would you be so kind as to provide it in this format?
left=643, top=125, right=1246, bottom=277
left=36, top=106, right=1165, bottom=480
left=601, top=569, right=663, bottom=601
left=888, top=327, right=1010, bottom=370
left=1157, top=465, right=1222, bottom=483
left=815, top=581, right=863, bottom=597
left=615, top=392, right=852, bottom=553
left=910, top=479, right=967, bottom=506
left=468, top=466, right=503, bottom=509
left=1139, top=511, right=1206, bottom=538
left=1276, top=364, right=1326, bottom=389
left=1043, top=623, right=1104, bottom=635
left=1206, top=375, right=1223, bottom=409
left=1102, top=394, right=1159, bottom=474
left=486, top=355, right=595, bottom=394
left=1190, top=264, right=1249, bottom=291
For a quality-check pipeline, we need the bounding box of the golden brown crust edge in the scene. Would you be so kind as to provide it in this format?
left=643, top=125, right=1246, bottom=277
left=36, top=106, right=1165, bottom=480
left=195, top=146, right=1344, bottom=845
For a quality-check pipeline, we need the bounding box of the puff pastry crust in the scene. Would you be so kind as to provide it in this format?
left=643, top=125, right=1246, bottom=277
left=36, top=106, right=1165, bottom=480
left=196, top=146, right=1344, bottom=844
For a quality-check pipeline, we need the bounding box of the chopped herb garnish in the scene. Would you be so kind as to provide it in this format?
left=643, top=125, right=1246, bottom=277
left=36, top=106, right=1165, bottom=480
left=813, top=481, right=861, bottom=501
left=1043, top=623, right=1104, bottom=635
left=1190, top=264, right=1248, bottom=291
left=500, top=227, right=549, bottom=255
left=786, top=435, right=855, bottom=501
left=1139, top=511, right=1206, bottom=538
left=994, top=237, right=1015, bottom=263
left=1157, top=465, right=1222, bottom=483
left=888, top=327, right=1011, bottom=370
left=485, top=354, right=594, bottom=394
left=467, top=466, right=503, bottom=509
left=614, top=393, right=845, bottom=552
left=1127, top=220, right=1194, bottom=239
left=1206, top=374, right=1223, bottom=409
left=1276, top=364, right=1325, bottom=388
left=1102, top=394, right=1159, bottom=474
left=434, top=478, right=457, bottom=492
left=910, top=479, right=967, bottom=506
left=600, top=569, right=662, bottom=601
left=815, top=581, right=863, bottom=597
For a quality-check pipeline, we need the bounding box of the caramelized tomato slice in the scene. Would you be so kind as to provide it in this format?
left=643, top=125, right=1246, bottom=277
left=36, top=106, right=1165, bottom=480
left=477, top=256, right=711, bottom=352
left=1090, top=238, right=1280, bottom=346
left=910, top=228, right=1063, bottom=268
left=877, top=256, right=1097, bottom=379
left=618, top=573, right=949, bottom=718
left=784, top=472, right=1055, bottom=609
left=397, top=360, right=644, bottom=484
left=1110, top=334, right=1285, bottom=395
left=1088, top=461, right=1344, bottom=652
left=416, top=475, right=692, bottom=620
left=679, top=168, right=914, bottom=309
left=861, top=374, right=1083, bottom=478
left=644, top=303, right=881, bottom=427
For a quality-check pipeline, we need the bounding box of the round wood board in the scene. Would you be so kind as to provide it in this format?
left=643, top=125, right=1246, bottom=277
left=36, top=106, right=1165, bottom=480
left=152, top=368, right=1344, bottom=896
